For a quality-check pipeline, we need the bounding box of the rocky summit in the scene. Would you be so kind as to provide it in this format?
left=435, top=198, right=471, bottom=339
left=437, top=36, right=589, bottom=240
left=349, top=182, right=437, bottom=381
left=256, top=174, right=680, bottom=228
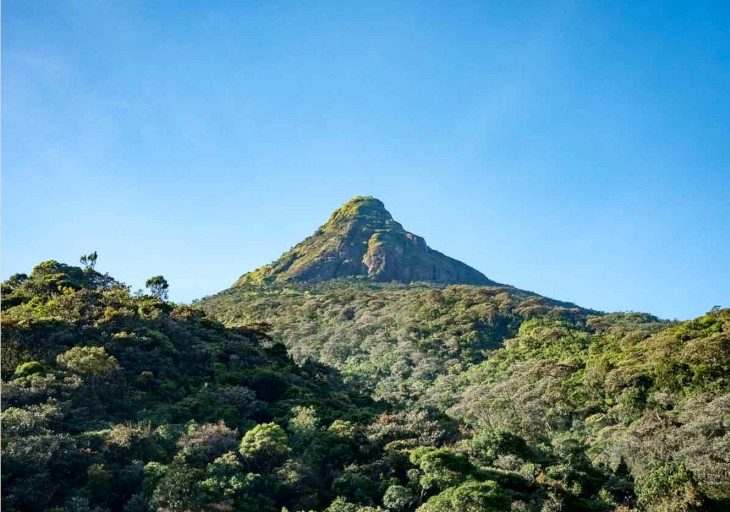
left=235, top=196, right=497, bottom=286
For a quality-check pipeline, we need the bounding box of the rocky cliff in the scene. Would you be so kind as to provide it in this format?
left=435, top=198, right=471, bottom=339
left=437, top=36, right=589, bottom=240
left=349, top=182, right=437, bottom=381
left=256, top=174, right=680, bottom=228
left=234, top=196, right=496, bottom=286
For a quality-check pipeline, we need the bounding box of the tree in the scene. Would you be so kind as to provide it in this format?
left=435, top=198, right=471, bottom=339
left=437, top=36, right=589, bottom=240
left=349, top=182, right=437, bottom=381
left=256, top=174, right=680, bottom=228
left=200, top=451, right=274, bottom=512
left=325, top=497, right=385, bottom=512
left=80, top=251, right=98, bottom=271
left=177, top=421, right=239, bottom=466
left=57, top=346, right=119, bottom=384
left=151, top=463, right=205, bottom=512
left=383, top=485, right=416, bottom=511
left=6, top=273, right=28, bottom=287
left=12, top=361, right=47, bottom=379
left=122, top=493, right=153, bottom=512
left=635, top=463, right=703, bottom=512
left=467, top=429, right=530, bottom=467
left=239, top=422, right=291, bottom=472
left=409, top=447, right=476, bottom=493
left=145, top=275, right=169, bottom=300
left=418, top=480, right=510, bottom=512
left=288, top=405, right=320, bottom=450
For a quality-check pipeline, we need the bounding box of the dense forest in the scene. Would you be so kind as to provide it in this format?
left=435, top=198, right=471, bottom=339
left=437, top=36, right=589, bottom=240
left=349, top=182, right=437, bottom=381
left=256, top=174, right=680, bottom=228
left=200, top=281, right=730, bottom=511
left=3, top=259, right=728, bottom=511
left=199, top=282, right=591, bottom=405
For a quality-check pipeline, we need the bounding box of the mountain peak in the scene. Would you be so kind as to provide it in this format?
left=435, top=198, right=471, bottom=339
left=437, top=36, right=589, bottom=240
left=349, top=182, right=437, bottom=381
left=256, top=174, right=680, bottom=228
left=334, top=195, right=388, bottom=215
left=322, top=196, right=392, bottom=229
left=235, top=197, right=496, bottom=286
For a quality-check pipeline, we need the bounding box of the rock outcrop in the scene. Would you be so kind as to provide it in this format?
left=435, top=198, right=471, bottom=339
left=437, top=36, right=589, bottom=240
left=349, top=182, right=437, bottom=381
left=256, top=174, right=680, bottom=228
left=235, top=196, right=496, bottom=286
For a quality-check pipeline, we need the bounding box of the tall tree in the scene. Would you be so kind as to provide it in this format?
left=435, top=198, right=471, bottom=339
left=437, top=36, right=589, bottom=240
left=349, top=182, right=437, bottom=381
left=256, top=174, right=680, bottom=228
left=80, top=251, right=98, bottom=271
left=145, top=275, right=169, bottom=300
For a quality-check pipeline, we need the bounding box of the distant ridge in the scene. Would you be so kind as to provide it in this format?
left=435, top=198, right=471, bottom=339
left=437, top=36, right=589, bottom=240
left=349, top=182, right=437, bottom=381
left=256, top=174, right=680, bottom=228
left=235, top=196, right=497, bottom=286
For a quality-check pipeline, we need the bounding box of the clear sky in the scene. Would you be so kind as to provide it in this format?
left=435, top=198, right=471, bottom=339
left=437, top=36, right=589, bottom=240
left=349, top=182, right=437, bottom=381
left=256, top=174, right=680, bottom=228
left=3, top=1, right=729, bottom=319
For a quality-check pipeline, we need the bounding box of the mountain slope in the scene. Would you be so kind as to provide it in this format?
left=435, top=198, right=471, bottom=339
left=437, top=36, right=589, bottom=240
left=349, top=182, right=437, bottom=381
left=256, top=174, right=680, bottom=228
left=200, top=282, right=730, bottom=510
left=200, top=281, right=591, bottom=404
left=199, top=194, right=730, bottom=509
left=5, top=258, right=729, bottom=511
left=1, top=260, right=379, bottom=512
left=235, top=196, right=496, bottom=286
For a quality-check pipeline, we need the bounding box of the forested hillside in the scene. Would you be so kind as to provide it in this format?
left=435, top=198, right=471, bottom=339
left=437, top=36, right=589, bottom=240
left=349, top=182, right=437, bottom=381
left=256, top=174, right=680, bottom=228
left=199, top=282, right=590, bottom=405
left=200, top=281, right=730, bottom=511
left=3, top=260, right=729, bottom=512
left=2, top=261, right=378, bottom=512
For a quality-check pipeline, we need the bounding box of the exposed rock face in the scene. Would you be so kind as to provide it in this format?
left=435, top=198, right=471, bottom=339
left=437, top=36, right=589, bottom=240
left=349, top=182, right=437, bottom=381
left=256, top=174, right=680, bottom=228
left=235, top=196, right=497, bottom=286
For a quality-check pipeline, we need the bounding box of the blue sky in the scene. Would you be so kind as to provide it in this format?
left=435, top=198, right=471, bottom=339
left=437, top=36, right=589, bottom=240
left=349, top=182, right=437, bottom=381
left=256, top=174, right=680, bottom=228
left=3, top=0, right=729, bottom=319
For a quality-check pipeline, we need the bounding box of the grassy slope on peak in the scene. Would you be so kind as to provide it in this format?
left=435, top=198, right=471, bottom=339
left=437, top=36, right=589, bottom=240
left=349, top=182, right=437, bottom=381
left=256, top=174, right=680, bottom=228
left=235, top=197, right=395, bottom=286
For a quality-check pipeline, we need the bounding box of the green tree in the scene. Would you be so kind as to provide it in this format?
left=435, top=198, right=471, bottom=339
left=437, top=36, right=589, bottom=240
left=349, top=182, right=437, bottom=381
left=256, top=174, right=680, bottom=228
left=87, top=463, right=112, bottom=502
left=145, top=275, right=169, bottom=300
left=80, top=251, right=98, bottom=271
left=122, top=493, right=153, bottom=512
left=467, top=429, right=530, bottom=467
left=288, top=405, right=320, bottom=450
left=201, top=451, right=274, bottom=512
left=239, top=422, right=291, bottom=472
left=325, top=497, right=385, bottom=512
left=150, top=463, right=205, bottom=512
left=12, top=361, right=47, bottom=379
left=383, top=484, right=416, bottom=511
left=410, top=447, right=475, bottom=493
left=56, top=346, right=119, bottom=384
left=419, top=480, right=510, bottom=512
left=635, top=463, right=703, bottom=512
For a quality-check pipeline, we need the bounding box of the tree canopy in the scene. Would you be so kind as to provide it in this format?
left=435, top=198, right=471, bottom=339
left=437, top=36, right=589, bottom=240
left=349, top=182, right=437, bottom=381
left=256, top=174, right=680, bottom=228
left=3, top=260, right=728, bottom=511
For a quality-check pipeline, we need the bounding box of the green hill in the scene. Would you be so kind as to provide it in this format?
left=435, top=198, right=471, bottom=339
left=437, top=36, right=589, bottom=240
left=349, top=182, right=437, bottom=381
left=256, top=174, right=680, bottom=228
left=1, top=261, right=377, bottom=512
left=199, top=281, right=592, bottom=406
left=193, top=196, right=730, bottom=511
left=200, top=280, right=730, bottom=511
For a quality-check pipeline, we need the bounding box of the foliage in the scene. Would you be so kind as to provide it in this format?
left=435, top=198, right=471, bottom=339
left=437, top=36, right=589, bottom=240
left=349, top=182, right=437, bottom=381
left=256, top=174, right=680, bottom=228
left=144, top=276, right=169, bottom=301
left=56, top=346, right=120, bottom=379
left=3, top=259, right=729, bottom=511
left=80, top=251, right=98, bottom=271
left=199, top=281, right=588, bottom=406
left=1, top=261, right=376, bottom=512
left=635, top=463, right=704, bottom=512
left=417, top=480, right=510, bottom=512
left=238, top=422, right=291, bottom=471
left=201, top=280, right=729, bottom=511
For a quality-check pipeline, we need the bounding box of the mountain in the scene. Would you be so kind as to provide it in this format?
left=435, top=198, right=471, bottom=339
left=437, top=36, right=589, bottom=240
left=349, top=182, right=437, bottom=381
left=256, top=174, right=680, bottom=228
left=196, top=196, right=730, bottom=511
left=211, top=196, right=589, bottom=405
left=235, top=196, right=496, bottom=286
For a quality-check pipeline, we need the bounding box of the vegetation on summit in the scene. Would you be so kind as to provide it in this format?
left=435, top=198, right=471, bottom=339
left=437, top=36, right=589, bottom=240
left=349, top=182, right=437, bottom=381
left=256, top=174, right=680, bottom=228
left=235, top=197, right=495, bottom=286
